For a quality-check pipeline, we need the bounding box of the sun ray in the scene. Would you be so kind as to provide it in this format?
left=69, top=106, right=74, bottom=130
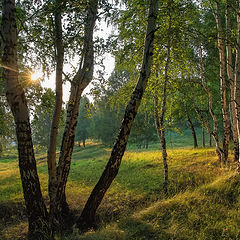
left=31, top=71, right=42, bottom=81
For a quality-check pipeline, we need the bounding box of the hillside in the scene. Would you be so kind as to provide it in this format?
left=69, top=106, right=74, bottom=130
left=0, top=142, right=239, bottom=240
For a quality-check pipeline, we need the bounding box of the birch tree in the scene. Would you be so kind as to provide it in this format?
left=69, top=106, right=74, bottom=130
left=215, top=1, right=231, bottom=164
left=47, top=0, right=64, bottom=207
left=76, top=0, right=159, bottom=230
left=235, top=0, right=240, bottom=162
left=51, top=0, right=99, bottom=229
left=1, top=0, right=51, bottom=239
left=225, top=0, right=239, bottom=161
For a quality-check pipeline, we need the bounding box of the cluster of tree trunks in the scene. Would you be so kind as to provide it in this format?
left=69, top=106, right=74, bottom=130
left=1, top=0, right=158, bottom=238
left=3, top=0, right=240, bottom=239
left=235, top=0, right=240, bottom=163
left=194, top=0, right=240, bottom=165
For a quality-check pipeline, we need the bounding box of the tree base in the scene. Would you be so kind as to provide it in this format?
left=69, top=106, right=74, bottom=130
left=51, top=200, right=74, bottom=233
left=76, top=215, right=97, bottom=233
left=28, top=219, right=52, bottom=240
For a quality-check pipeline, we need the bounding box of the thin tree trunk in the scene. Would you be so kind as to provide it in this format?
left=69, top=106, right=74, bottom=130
left=216, top=2, right=231, bottom=163
left=209, top=132, right=212, bottom=147
left=76, top=0, right=158, bottom=230
left=202, top=127, right=205, bottom=148
left=0, top=138, right=3, bottom=157
left=154, top=92, right=168, bottom=195
left=51, top=0, right=99, bottom=229
left=154, top=37, right=170, bottom=196
left=145, top=139, right=148, bottom=149
left=226, top=0, right=239, bottom=161
left=235, top=0, right=240, bottom=162
left=187, top=115, right=198, bottom=148
left=199, top=45, right=224, bottom=162
left=48, top=0, right=64, bottom=212
left=1, top=1, right=51, bottom=239
left=194, top=105, right=223, bottom=162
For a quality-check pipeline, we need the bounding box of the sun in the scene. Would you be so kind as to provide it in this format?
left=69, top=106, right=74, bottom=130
left=31, top=71, right=42, bottom=81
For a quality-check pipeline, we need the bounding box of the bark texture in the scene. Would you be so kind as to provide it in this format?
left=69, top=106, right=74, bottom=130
left=51, top=0, right=98, bottom=229
left=216, top=2, right=231, bottom=163
left=235, top=1, right=240, bottom=162
left=1, top=1, right=51, bottom=239
left=48, top=0, right=64, bottom=209
left=76, top=0, right=158, bottom=231
left=226, top=0, right=239, bottom=161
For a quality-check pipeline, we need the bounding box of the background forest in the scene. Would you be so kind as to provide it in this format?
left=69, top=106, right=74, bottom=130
left=1, top=0, right=240, bottom=239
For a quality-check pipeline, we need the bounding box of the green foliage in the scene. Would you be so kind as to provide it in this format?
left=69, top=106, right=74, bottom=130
left=31, top=88, right=66, bottom=149
left=75, top=96, right=92, bottom=146
left=89, top=100, right=123, bottom=146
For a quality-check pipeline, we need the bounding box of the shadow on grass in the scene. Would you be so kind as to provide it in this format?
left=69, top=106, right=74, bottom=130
left=118, top=218, right=160, bottom=240
left=72, top=144, right=110, bottom=161
left=0, top=201, right=27, bottom=240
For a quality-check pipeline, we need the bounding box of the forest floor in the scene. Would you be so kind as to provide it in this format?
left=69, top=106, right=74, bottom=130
left=1, top=139, right=240, bottom=239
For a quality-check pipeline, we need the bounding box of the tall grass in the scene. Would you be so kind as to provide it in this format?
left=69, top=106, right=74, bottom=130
left=0, top=138, right=239, bottom=240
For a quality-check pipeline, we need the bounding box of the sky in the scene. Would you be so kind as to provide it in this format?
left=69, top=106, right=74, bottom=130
left=41, top=19, right=115, bottom=103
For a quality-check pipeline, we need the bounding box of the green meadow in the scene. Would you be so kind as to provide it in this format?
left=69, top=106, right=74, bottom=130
left=1, top=130, right=240, bottom=240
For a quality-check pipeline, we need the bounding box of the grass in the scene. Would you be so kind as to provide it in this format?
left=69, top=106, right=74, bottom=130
left=127, top=128, right=206, bottom=150
left=0, top=135, right=239, bottom=239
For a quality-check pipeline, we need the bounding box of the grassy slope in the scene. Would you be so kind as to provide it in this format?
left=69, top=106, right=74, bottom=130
left=0, top=136, right=240, bottom=239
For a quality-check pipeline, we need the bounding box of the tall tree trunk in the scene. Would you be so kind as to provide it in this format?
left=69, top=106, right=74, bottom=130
left=48, top=0, right=64, bottom=213
left=51, top=0, right=98, bottom=229
left=1, top=1, right=51, bottom=239
left=76, top=0, right=158, bottom=231
left=154, top=36, right=170, bottom=196
left=187, top=115, right=198, bottom=148
left=235, top=0, right=240, bottom=162
left=154, top=91, right=168, bottom=195
left=216, top=2, right=231, bottom=163
left=226, top=0, right=239, bottom=161
left=199, top=45, right=224, bottom=162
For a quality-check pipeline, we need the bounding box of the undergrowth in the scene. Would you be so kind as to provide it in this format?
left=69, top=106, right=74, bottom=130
left=0, top=142, right=239, bottom=240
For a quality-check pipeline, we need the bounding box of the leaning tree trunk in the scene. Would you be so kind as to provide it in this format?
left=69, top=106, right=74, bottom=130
left=76, top=0, right=158, bottom=231
left=226, top=0, right=239, bottom=161
left=216, top=2, right=231, bottom=164
left=187, top=115, right=198, bottom=148
left=1, top=1, right=51, bottom=239
left=48, top=0, right=64, bottom=211
left=51, top=0, right=98, bottom=229
left=235, top=0, right=240, bottom=162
